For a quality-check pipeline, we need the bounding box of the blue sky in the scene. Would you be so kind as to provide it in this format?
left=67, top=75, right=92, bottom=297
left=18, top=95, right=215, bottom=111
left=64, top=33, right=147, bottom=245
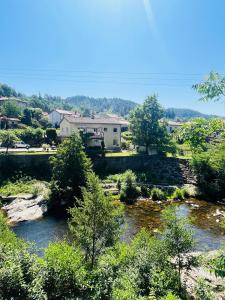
left=0, top=0, right=225, bottom=116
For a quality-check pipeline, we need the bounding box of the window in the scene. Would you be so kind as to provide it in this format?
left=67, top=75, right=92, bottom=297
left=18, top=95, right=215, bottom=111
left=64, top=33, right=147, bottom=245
left=104, top=128, right=108, bottom=132
left=113, top=128, right=118, bottom=133
left=113, top=139, right=118, bottom=146
left=94, top=128, right=97, bottom=132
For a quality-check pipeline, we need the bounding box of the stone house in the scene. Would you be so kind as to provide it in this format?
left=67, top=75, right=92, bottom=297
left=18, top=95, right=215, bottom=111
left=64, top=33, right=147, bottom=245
left=48, top=109, right=80, bottom=127
left=0, top=97, right=28, bottom=109
left=59, top=115, right=129, bottom=150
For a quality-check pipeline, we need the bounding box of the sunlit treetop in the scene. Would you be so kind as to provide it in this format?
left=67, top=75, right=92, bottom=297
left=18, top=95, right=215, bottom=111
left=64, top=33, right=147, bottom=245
left=193, top=72, right=225, bottom=103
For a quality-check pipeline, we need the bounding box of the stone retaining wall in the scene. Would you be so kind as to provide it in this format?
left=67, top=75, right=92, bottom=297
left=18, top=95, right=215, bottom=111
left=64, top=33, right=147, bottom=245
left=0, top=153, right=196, bottom=185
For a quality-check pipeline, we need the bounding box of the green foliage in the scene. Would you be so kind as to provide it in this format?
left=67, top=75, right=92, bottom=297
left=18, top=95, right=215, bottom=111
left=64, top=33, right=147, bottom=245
left=67, top=95, right=137, bottom=117
left=46, top=128, right=57, bottom=144
left=0, top=83, right=18, bottom=97
left=19, top=127, right=44, bottom=146
left=192, top=139, right=225, bottom=200
left=161, top=206, right=195, bottom=290
left=160, top=292, right=181, bottom=300
left=0, top=178, right=47, bottom=196
left=49, top=132, right=92, bottom=209
left=193, top=71, right=225, bottom=103
left=0, top=130, right=18, bottom=152
left=1, top=100, right=21, bottom=118
left=194, top=278, right=216, bottom=300
left=150, top=187, right=166, bottom=200
left=170, top=188, right=188, bottom=201
left=129, top=95, right=170, bottom=153
left=44, top=242, right=88, bottom=299
left=176, top=118, right=225, bottom=152
left=119, top=170, right=140, bottom=204
left=69, top=173, right=124, bottom=268
left=210, top=251, right=225, bottom=278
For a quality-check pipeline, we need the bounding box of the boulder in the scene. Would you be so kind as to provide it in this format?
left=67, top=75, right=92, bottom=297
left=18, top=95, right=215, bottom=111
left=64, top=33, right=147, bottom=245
left=2, top=194, right=48, bottom=224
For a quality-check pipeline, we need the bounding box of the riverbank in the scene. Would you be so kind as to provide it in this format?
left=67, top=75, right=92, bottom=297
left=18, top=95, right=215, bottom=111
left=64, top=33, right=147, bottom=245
left=0, top=180, right=49, bottom=223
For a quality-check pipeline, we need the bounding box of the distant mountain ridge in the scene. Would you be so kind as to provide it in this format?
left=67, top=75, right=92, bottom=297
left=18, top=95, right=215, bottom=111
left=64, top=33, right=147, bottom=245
left=164, top=107, right=223, bottom=121
left=66, top=96, right=137, bottom=117
left=0, top=82, right=223, bottom=119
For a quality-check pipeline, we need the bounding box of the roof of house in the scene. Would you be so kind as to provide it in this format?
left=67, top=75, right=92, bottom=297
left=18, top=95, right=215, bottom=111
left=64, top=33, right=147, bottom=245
left=166, top=120, right=184, bottom=126
left=54, top=109, right=75, bottom=115
left=63, top=115, right=129, bottom=126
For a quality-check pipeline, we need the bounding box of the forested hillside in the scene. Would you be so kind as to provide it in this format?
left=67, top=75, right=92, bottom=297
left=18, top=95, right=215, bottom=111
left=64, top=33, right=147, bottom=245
left=0, top=82, right=222, bottom=119
left=164, top=107, right=222, bottom=120
left=66, top=95, right=137, bottom=116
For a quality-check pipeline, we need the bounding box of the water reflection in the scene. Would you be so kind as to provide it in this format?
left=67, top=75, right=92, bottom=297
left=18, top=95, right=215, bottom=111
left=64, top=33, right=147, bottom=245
left=13, top=199, right=225, bottom=252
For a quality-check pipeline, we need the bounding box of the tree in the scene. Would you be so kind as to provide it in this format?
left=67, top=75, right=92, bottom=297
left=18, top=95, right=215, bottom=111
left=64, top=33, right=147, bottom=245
left=192, top=138, right=225, bottom=200
left=49, top=132, right=92, bottom=209
left=46, top=128, right=57, bottom=145
left=0, top=83, right=17, bottom=97
left=161, top=206, right=195, bottom=291
left=44, top=242, right=88, bottom=299
left=69, top=172, right=124, bottom=268
left=0, top=131, right=18, bottom=153
left=2, top=100, right=21, bottom=118
left=129, top=95, right=169, bottom=154
left=193, top=71, right=225, bottom=103
left=21, top=108, right=32, bottom=126
left=176, top=118, right=225, bottom=152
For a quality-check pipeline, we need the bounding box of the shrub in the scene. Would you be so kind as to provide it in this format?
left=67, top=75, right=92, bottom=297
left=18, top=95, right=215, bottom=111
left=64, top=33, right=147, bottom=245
left=150, top=187, right=166, bottom=200
left=119, top=170, right=140, bottom=204
left=170, top=188, right=188, bottom=200
left=194, top=278, right=215, bottom=300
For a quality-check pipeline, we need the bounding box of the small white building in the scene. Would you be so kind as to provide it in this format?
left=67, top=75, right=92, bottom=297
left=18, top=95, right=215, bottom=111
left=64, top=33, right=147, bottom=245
left=164, top=120, right=184, bottom=133
left=60, top=116, right=129, bottom=150
left=48, top=109, right=80, bottom=127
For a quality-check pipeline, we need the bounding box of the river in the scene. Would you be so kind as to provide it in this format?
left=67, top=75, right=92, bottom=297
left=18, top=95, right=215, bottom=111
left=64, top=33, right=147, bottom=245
left=12, top=198, right=225, bottom=253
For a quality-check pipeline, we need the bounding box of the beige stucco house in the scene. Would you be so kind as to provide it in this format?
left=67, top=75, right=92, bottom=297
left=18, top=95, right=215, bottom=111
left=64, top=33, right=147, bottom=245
left=59, top=115, right=129, bottom=150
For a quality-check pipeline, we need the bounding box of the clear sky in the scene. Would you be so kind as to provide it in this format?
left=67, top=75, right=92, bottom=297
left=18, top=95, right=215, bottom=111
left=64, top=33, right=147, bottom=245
left=1, top=0, right=225, bottom=116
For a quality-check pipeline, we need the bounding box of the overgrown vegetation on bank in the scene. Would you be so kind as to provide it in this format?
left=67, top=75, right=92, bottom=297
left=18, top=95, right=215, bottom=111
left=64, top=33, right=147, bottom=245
left=0, top=177, right=48, bottom=197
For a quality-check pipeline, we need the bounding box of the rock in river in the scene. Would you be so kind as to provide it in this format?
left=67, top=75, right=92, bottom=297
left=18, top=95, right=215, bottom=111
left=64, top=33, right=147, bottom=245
left=1, top=194, right=48, bottom=224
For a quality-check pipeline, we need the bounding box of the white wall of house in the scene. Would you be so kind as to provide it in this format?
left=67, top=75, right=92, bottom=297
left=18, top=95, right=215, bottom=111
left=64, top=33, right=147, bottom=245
left=48, top=111, right=62, bottom=127
left=60, top=118, right=122, bottom=149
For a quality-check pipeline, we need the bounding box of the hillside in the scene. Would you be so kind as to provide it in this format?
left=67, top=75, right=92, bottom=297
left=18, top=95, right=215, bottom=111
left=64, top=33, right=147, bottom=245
left=0, top=82, right=223, bottom=119
left=164, top=107, right=222, bottom=120
left=66, top=96, right=137, bottom=117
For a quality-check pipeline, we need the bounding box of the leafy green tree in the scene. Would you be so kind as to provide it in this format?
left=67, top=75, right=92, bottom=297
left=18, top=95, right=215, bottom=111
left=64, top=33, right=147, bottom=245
left=192, top=139, right=225, bottom=200
left=193, top=71, right=225, bottom=103
left=0, top=130, right=18, bottom=153
left=0, top=83, right=18, bottom=97
left=69, top=172, right=124, bottom=268
left=176, top=118, right=225, bottom=152
left=44, top=242, right=88, bottom=299
left=129, top=95, right=170, bottom=154
left=194, top=278, right=215, bottom=300
left=46, top=128, right=57, bottom=145
left=161, top=206, right=195, bottom=291
left=49, top=132, right=92, bottom=209
left=21, top=108, right=32, bottom=125
left=19, top=127, right=44, bottom=146
left=2, top=100, right=21, bottom=118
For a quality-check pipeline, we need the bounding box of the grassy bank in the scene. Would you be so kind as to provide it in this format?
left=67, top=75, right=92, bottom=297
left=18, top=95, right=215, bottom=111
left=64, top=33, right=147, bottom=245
left=0, top=178, right=49, bottom=197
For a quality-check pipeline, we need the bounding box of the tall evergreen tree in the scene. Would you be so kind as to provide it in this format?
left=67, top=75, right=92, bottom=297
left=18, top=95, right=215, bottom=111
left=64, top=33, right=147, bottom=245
left=49, top=132, right=92, bottom=209
left=69, top=173, right=124, bottom=268
left=129, top=95, right=169, bottom=153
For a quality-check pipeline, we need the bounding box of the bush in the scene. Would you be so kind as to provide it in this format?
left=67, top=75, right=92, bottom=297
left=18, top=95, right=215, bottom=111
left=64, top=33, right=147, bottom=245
left=194, top=278, right=215, bottom=300
left=119, top=170, right=140, bottom=204
left=150, top=187, right=166, bottom=200
left=170, top=188, right=188, bottom=200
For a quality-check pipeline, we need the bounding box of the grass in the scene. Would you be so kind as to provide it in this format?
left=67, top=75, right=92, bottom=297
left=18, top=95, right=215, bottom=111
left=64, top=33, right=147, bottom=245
left=0, top=178, right=49, bottom=197
left=105, top=151, right=140, bottom=157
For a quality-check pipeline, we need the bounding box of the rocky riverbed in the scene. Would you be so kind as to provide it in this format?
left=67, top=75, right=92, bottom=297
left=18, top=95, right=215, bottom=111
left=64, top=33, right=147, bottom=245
left=1, top=193, right=48, bottom=224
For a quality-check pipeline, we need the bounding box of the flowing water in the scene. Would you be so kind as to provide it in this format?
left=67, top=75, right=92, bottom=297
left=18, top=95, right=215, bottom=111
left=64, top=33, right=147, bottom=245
left=13, top=199, right=225, bottom=252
